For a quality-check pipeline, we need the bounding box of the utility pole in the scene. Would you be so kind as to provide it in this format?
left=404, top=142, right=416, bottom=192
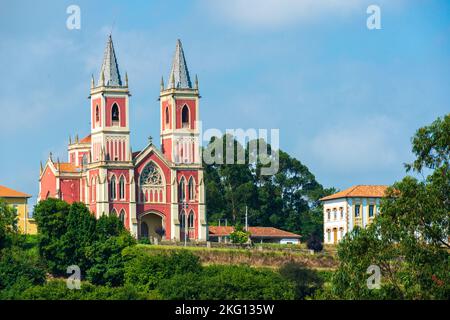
left=245, top=206, right=248, bottom=231
left=181, top=200, right=188, bottom=247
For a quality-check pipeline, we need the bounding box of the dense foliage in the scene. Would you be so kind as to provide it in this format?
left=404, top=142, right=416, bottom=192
left=319, top=114, right=450, bottom=300
left=157, top=264, right=295, bottom=300
left=33, top=199, right=136, bottom=285
left=0, top=199, right=19, bottom=249
left=204, top=135, right=334, bottom=241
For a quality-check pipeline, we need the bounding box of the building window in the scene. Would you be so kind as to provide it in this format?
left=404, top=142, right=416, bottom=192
left=355, top=204, right=361, bottom=217
left=333, top=208, right=337, bottom=220
left=327, top=229, right=331, bottom=242
left=188, top=177, right=195, bottom=201
left=110, top=175, right=117, bottom=200
left=327, top=209, right=331, bottom=221
left=188, top=211, right=194, bottom=228
left=112, top=103, right=120, bottom=123
left=180, top=211, right=186, bottom=229
left=340, top=207, right=344, bottom=219
left=340, top=227, right=344, bottom=239
left=119, top=210, right=125, bottom=224
left=179, top=177, right=186, bottom=202
left=181, top=105, right=189, bottom=128
left=369, top=204, right=375, bottom=218
left=165, top=106, right=169, bottom=124
left=119, top=176, right=125, bottom=199
left=95, top=105, right=100, bottom=122
left=111, top=208, right=117, bottom=216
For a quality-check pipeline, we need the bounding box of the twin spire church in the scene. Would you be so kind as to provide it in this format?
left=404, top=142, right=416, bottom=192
left=38, top=36, right=207, bottom=241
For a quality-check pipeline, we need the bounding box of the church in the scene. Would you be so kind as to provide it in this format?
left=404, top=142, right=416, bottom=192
left=38, top=36, right=207, bottom=242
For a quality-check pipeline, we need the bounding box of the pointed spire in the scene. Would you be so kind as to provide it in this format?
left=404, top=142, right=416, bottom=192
left=75, top=134, right=79, bottom=143
left=167, top=39, right=192, bottom=89
left=40, top=161, right=43, bottom=175
left=91, top=75, right=95, bottom=89
left=98, top=35, right=122, bottom=87
left=69, top=135, right=72, bottom=145
left=49, top=152, right=53, bottom=162
left=195, top=74, right=198, bottom=90
left=125, top=72, right=128, bottom=87
left=160, top=76, right=165, bottom=91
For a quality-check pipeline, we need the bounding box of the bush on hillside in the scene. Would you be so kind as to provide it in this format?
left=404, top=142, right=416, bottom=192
left=157, top=264, right=295, bottom=300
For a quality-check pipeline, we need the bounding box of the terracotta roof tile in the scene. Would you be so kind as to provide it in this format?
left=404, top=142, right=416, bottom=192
left=209, top=226, right=300, bottom=238
left=320, top=185, right=388, bottom=201
left=0, top=185, right=31, bottom=198
left=56, top=162, right=79, bottom=173
left=79, top=134, right=91, bottom=144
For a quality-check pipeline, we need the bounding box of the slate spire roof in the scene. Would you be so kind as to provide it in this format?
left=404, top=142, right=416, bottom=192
left=167, top=39, right=192, bottom=89
left=98, top=35, right=122, bottom=87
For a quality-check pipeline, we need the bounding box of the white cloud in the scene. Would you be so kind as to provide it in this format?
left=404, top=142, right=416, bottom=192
left=309, top=116, right=403, bottom=172
left=202, top=0, right=363, bottom=29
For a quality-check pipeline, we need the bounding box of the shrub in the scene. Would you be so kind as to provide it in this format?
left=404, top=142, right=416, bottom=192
left=0, top=247, right=46, bottom=295
left=230, top=230, right=250, bottom=244
left=0, top=199, right=19, bottom=249
left=279, top=262, right=323, bottom=299
left=19, top=280, right=158, bottom=300
left=123, top=247, right=201, bottom=291
left=306, top=234, right=323, bottom=252
left=86, top=232, right=136, bottom=287
left=157, top=265, right=295, bottom=300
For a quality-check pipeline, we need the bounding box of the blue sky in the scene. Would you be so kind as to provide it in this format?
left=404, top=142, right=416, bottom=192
left=0, top=0, right=449, bottom=208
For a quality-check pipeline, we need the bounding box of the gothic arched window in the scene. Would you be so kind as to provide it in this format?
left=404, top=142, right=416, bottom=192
left=110, top=175, right=117, bottom=200
left=180, top=210, right=186, bottom=229
left=179, top=177, right=186, bottom=202
left=119, top=176, right=125, bottom=199
left=188, top=211, right=194, bottom=228
left=188, top=177, right=195, bottom=201
left=119, top=210, right=125, bottom=224
left=140, top=163, right=163, bottom=186
left=112, top=103, right=120, bottom=123
left=111, top=208, right=117, bottom=216
left=165, top=106, right=169, bottom=124
left=181, top=105, right=189, bottom=128
left=95, top=105, right=100, bottom=122
left=82, top=154, right=88, bottom=166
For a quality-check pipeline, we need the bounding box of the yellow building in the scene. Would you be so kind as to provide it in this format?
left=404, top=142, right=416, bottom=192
left=320, top=185, right=388, bottom=245
left=0, top=185, right=37, bottom=235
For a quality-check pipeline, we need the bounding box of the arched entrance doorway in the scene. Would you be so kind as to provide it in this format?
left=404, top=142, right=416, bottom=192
left=139, top=212, right=165, bottom=242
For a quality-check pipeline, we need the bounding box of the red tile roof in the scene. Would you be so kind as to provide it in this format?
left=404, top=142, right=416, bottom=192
left=320, top=185, right=388, bottom=201
left=56, top=162, right=78, bottom=173
left=79, top=134, right=91, bottom=144
left=209, top=226, right=300, bottom=238
left=0, top=185, right=31, bottom=198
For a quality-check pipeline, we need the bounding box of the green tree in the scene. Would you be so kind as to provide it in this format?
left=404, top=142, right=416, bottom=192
left=0, top=246, right=47, bottom=298
left=33, top=198, right=70, bottom=275
left=157, top=264, right=295, bottom=300
left=322, top=114, right=450, bottom=300
left=0, top=199, right=18, bottom=249
left=123, top=247, right=201, bottom=291
left=279, top=262, right=324, bottom=299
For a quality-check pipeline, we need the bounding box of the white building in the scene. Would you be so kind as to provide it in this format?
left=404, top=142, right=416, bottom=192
left=320, top=185, right=388, bottom=245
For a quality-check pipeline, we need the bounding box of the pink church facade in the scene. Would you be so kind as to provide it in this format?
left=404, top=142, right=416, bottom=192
left=38, top=36, right=207, bottom=241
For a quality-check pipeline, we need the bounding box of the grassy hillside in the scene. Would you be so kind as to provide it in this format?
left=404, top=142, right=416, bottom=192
left=135, top=244, right=338, bottom=270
